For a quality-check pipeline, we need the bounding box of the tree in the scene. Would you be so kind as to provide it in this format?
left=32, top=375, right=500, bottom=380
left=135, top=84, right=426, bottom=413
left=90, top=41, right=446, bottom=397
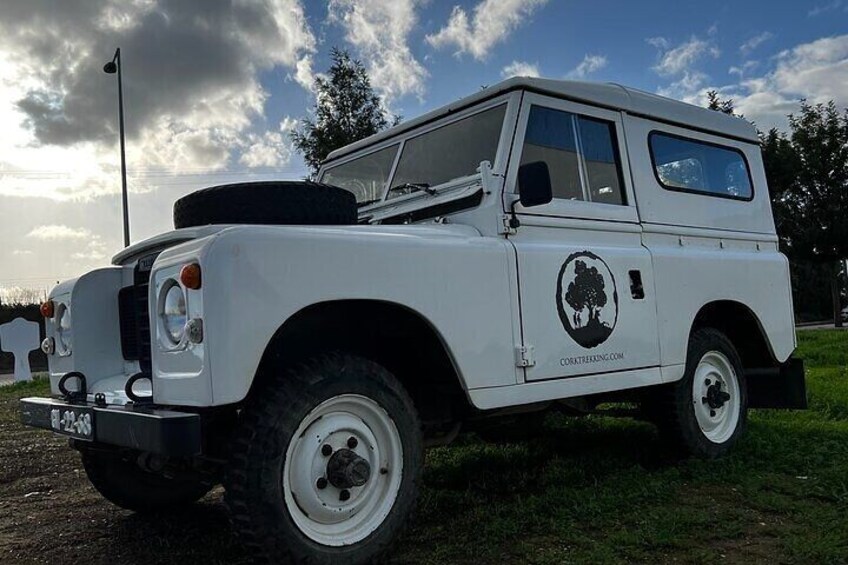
left=291, top=48, right=395, bottom=177
left=779, top=102, right=848, bottom=326
left=565, top=260, right=607, bottom=324
left=705, top=93, right=848, bottom=326
left=706, top=90, right=735, bottom=115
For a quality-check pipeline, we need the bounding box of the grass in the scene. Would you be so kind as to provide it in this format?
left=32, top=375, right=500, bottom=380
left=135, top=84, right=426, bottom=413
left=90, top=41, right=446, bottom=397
left=398, top=330, right=848, bottom=564
left=1, top=335, right=847, bottom=564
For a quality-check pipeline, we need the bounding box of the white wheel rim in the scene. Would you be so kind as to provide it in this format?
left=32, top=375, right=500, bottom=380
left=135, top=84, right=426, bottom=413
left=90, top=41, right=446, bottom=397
left=283, top=394, right=403, bottom=546
left=691, top=351, right=741, bottom=444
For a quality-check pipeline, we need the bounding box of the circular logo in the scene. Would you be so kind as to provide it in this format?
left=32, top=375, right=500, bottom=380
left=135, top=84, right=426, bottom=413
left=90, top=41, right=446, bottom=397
left=555, top=251, right=619, bottom=349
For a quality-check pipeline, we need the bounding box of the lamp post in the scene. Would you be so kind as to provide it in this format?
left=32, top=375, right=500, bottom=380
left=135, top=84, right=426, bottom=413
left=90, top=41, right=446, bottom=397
left=103, top=48, right=130, bottom=248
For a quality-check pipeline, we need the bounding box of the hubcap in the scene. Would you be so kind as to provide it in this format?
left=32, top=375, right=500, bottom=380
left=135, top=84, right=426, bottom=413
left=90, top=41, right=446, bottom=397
left=692, top=351, right=741, bottom=444
left=283, top=394, right=403, bottom=546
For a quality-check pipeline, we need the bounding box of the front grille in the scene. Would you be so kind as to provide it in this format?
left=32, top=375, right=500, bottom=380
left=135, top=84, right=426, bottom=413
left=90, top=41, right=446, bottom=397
left=119, top=252, right=158, bottom=373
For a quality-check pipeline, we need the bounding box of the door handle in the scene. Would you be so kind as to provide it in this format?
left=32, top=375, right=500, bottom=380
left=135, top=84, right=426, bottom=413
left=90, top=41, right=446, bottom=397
left=629, top=270, right=645, bottom=300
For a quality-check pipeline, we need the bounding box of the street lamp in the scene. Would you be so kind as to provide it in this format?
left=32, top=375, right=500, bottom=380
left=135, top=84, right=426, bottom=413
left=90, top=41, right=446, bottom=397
left=103, top=48, right=130, bottom=248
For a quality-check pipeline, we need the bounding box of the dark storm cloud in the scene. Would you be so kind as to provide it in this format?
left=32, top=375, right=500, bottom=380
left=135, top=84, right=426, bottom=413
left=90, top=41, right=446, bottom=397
left=1, top=0, right=313, bottom=146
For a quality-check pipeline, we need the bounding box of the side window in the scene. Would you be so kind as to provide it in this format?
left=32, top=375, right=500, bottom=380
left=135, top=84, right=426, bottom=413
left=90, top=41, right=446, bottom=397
left=321, top=144, right=399, bottom=204
left=520, top=105, right=626, bottom=205
left=649, top=132, right=753, bottom=200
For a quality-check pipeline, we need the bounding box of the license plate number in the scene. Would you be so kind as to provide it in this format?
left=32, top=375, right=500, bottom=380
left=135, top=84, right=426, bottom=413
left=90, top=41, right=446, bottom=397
left=50, top=407, right=94, bottom=440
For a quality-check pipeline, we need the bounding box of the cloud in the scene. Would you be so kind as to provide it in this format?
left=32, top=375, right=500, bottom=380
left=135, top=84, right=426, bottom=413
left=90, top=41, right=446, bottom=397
left=808, top=1, right=844, bottom=16
left=426, top=0, right=549, bottom=60
left=649, top=33, right=720, bottom=101
left=729, top=60, right=759, bottom=78
left=653, top=36, right=720, bottom=76
left=729, top=34, right=848, bottom=131
left=0, top=0, right=316, bottom=201
left=646, top=37, right=669, bottom=50
left=239, top=117, right=298, bottom=168
left=567, top=54, right=608, bottom=79
left=740, top=32, right=774, bottom=55
left=501, top=61, right=541, bottom=79
left=27, top=225, right=93, bottom=240
left=328, top=0, right=427, bottom=102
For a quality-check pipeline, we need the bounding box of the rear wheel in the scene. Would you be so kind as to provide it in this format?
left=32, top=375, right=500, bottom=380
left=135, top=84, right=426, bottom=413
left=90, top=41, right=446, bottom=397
left=81, top=450, right=213, bottom=513
left=224, top=353, right=423, bottom=565
left=654, top=328, right=748, bottom=459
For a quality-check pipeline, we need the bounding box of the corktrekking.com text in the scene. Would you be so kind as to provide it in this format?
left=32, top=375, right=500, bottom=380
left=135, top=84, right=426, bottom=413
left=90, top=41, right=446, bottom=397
left=560, top=352, right=626, bottom=366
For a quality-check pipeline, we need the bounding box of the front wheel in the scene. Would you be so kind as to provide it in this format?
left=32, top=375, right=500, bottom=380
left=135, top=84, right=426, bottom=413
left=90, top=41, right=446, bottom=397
left=654, top=328, right=748, bottom=459
left=81, top=450, right=213, bottom=513
left=224, top=353, right=423, bottom=565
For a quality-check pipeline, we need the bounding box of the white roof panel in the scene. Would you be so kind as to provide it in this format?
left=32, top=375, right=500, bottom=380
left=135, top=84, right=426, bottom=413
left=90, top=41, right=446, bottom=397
left=325, top=77, right=759, bottom=162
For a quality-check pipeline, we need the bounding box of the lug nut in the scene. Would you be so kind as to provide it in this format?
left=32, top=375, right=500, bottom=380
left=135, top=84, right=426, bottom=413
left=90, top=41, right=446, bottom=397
left=316, top=477, right=328, bottom=490
left=705, top=379, right=711, bottom=386
left=321, top=444, right=333, bottom=457
left=380, top=467, right=388, bottom=475
left=347, top=437, right=358, bottom=449
left=339, top=489, right=350, bottom=502
left=710, top=410, right=716, bottom=417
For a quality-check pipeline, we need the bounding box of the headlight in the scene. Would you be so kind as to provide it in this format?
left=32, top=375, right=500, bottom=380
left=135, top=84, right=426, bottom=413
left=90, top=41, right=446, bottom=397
left=160, top=281, right=187, bottom=344
left=55, top=303, right=72, bottom=355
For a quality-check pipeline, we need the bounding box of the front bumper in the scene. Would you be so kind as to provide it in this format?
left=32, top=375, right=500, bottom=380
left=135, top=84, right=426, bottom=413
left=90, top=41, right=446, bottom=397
left=20, top=397, right=202, bottom=457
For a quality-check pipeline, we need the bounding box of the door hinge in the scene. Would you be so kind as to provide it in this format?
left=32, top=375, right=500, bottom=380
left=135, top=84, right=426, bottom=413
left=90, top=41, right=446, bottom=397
left=498, top=214, right=517, bottom=235
left=515, top=345, right=536, bottom=368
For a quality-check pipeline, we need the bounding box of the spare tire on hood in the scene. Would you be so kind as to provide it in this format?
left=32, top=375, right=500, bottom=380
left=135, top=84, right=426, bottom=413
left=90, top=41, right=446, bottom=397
left=173, top=181, right=357, bottom=229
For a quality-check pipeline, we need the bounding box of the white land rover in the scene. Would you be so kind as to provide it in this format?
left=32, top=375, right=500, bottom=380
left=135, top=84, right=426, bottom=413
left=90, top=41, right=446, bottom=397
left=21, top=78, right=806, bottom=564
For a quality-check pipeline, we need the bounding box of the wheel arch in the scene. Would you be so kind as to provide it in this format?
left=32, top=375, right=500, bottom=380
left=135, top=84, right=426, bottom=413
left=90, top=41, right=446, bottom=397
left=248, top=299, right=471, bottom=429
left=689, top=300, right=779, bottom=370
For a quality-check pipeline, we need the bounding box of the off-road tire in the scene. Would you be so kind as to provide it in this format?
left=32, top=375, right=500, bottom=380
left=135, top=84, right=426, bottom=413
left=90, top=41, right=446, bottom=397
left=224, top=353, right=423, bottom=565
left=81, top=450, right=213, bottom=513
left=653, top=328, right=748, bottom=459
left=173, top=181, right=357, bottom=229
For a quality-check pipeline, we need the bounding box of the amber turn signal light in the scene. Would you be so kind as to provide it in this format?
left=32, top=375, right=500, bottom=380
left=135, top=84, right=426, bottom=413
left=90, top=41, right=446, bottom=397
left=180, top=263, right=202, bottom=290
left=40, top=300, right=55, bottom=318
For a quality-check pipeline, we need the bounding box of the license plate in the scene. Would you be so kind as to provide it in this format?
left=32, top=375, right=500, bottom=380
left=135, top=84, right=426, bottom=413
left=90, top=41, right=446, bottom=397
left=49, top=406, right=94, bottom=440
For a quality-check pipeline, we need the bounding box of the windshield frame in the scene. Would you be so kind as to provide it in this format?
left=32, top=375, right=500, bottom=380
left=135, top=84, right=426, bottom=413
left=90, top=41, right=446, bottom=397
left=317, top=94, right=517, bottom=214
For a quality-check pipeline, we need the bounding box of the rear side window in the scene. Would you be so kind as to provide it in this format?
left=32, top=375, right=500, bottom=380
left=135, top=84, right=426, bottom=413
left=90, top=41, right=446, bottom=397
left=649, top=132, right=753, bottom=201
left=520, top=106, right=626, bottom=205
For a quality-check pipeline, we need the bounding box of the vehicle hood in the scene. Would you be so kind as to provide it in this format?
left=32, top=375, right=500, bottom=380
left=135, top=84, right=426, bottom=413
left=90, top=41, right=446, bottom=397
left=114, top=223, right=482, bottom=266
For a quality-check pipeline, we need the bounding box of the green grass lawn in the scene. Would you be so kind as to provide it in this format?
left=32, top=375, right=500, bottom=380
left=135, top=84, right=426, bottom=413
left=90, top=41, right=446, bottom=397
left=1, top=333, right=846, bottom=564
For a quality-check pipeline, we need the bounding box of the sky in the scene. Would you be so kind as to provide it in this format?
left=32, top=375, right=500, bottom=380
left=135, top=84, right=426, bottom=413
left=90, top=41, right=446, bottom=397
left=1, top=0, right=847, bottom=298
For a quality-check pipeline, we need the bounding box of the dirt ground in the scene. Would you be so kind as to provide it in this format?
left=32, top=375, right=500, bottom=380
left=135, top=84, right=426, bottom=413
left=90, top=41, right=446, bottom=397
left=0, top=388, right=250, bottom=564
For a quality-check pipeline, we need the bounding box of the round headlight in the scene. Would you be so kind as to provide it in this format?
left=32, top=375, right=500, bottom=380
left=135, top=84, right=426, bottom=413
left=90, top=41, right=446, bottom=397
left=56, top=304, right=72, bottom=354
left=161, top=283, right=187, bottom=344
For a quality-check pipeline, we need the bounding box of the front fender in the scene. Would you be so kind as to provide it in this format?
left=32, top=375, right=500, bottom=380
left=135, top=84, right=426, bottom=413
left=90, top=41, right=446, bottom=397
left=183, top=224, right=517, bottom=406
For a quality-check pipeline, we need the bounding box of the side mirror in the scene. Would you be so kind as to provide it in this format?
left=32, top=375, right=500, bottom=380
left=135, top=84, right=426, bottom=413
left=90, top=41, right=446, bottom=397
left=517, top=161, right=553, bottom=208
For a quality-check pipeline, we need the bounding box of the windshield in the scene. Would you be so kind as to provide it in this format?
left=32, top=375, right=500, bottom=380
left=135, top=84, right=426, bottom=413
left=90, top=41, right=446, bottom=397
left=321, top=144, right=399, bottom=204
left=388, top=104, right=506, bottom=199
left=319, top=103, right=506, bottom=205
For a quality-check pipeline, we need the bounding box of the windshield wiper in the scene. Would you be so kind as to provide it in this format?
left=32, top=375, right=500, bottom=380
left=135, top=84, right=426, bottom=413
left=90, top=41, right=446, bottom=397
left=388, top=182, right=437, bottom=196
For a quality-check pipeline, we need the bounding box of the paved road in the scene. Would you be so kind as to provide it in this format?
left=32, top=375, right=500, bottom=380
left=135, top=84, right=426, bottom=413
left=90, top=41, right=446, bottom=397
left=797, top=323, right=847, bottom=331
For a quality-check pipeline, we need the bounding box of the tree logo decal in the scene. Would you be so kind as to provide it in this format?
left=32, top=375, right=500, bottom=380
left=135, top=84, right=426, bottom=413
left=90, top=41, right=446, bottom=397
left=556, top=251, right=619, bottom=348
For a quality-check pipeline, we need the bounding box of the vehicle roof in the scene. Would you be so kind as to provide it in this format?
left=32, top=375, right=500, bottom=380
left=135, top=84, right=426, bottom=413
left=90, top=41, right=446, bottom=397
left=324, top=77, right=759, bottom=163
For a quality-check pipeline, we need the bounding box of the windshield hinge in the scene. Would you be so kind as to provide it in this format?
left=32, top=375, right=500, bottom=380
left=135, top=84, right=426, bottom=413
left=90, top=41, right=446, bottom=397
left=515, top=345, right=536, bottom=368
left=499, top=214, right=518, bottom=235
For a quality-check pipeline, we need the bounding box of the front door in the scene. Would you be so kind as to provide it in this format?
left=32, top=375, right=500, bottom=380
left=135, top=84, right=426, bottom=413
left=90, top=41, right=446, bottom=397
left=506, top=93, right=660, bottom=382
